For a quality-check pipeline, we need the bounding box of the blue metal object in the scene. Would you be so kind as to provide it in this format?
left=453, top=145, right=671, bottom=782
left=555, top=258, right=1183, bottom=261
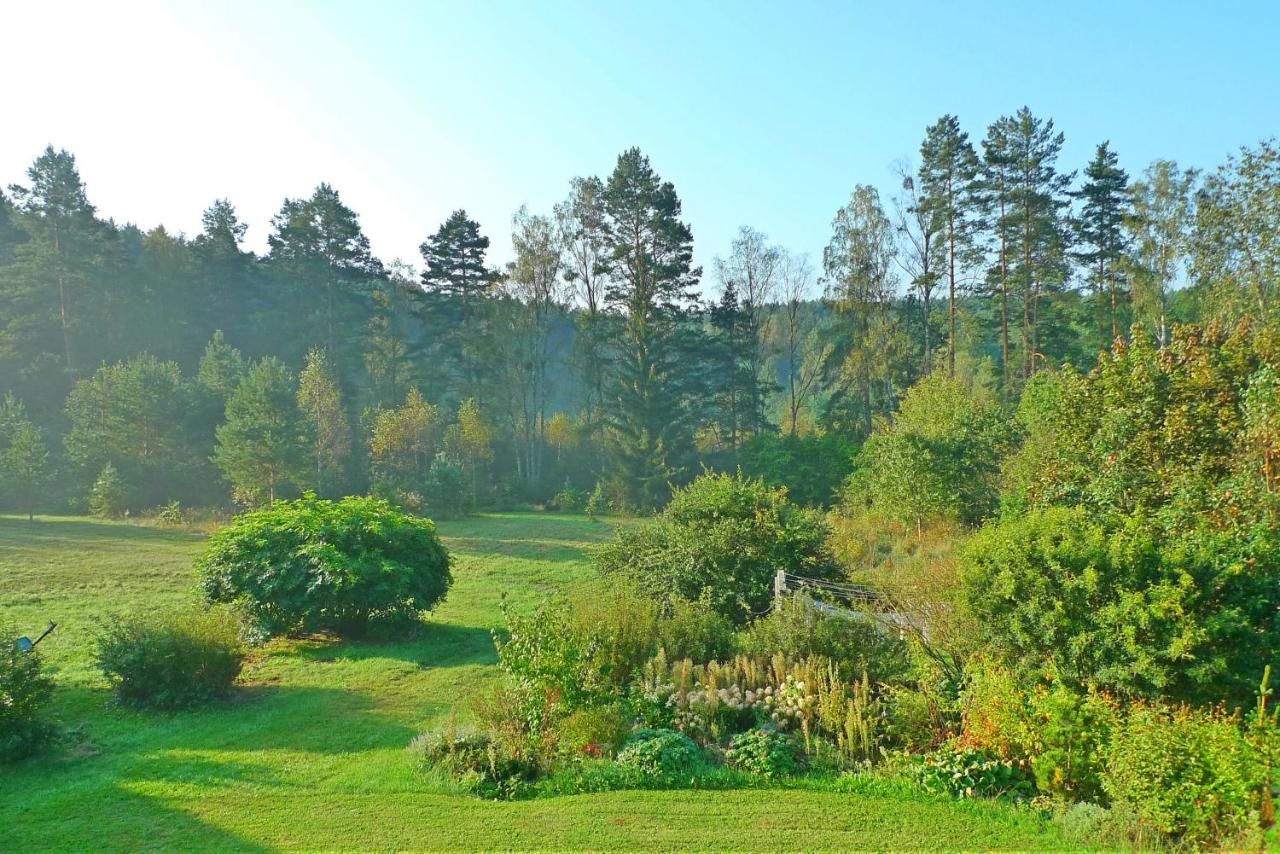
left=14, top=622, right=56, bottom=653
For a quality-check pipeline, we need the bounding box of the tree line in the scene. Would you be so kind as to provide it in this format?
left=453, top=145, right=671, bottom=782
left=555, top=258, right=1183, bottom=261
left=0, top=109, right=1276, bottom=514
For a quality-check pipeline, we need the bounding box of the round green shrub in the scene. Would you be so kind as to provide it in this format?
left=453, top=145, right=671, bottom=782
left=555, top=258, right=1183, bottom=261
left=0, top=623, right=58, bottom=762
left=726, top=727, right=803, bottom=779
left=197, top=494, right=453, bottom=637
left=94, top=606, right=245, bottom=709
left=615, top=728, right=701, bottom=779
left=557, top=704, right=631, bottom=757
left=597, top=472, right=841, bottom=624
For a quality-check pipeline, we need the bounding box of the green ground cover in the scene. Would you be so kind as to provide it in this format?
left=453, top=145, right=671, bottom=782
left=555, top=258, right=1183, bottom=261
left=0, top=513, right=1063, bottom=851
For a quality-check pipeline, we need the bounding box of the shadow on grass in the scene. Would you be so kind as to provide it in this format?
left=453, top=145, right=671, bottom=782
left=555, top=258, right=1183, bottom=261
left=0, top=515, right=205, bottom=550
left=293, top=622, right=498, bottom=669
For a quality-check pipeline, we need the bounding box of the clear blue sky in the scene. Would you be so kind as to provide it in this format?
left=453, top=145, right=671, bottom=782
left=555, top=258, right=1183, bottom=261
left=3, top=0, right=1277, bottom=291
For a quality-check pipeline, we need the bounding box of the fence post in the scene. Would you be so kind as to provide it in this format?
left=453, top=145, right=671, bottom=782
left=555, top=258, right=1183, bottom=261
left=774, top=569, right=786, bottom=605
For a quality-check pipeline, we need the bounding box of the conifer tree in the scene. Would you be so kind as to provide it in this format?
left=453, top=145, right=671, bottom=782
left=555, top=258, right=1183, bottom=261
left=1073, top=141, right=1131, bottom=342
left=213, top=358, right=307, bottom=505
left=919, top=115, right=982, bottom=377
left=297, top=347, right=351, bottom=496
left=598, top=148, right=701, bottom=509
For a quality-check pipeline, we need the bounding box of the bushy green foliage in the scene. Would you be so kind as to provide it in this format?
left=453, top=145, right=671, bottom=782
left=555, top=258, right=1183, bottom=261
left=849, top=375, right=1014, bottom=528
left=94, top=606, right=245, bottom=709
left=556, top=704, right=631, bottom=758
left=1030, top=686, right=1113, bottom=803
left=736, top=594, right=909, bottom=683
left=412, top=725, right=540, bottom=800
left=913, top=749, right=1035, bottom=801
left=657, top=595, right=736, bottom=663
left=739, top=432, right=857, bottom=508
left=424, top=454, right=471, bottom=518
left=725, top=727, right=803, bottom=778
left=962, top=507, right=1280, bottom=703
left=1101, top=702, right=1267, bottom=846
left=0, top=624, right=58, bottom=762
left=88, top=462, right=128, bottom=519
left=597, top=472, right=841, bottom=624
left=197, top=494, right=453, bottom=637
left=615, top=729, right=702, bottom=780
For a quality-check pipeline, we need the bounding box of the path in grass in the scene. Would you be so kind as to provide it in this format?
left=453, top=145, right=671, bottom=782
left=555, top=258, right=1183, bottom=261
left=0, top=513, right=1063, bottom=851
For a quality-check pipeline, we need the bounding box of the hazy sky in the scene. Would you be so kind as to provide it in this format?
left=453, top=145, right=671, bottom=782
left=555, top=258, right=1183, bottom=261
left=3, top=0, right=1278, bottom=287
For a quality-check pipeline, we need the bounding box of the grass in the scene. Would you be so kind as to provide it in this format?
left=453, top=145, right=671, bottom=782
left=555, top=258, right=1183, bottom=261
left=0, top=512, right=1065, bottom=851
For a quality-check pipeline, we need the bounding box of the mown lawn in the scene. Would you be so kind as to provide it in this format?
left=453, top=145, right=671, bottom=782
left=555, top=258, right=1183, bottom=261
left=0, top=513, right=1065, bottom=851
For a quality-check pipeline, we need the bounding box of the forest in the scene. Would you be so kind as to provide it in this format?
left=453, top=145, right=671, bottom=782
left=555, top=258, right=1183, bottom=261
left=2, top=109, right=1274, bottom=519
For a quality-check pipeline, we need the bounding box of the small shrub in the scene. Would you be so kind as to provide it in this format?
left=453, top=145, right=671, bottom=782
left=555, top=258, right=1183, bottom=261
left=615, top=728, right=702, bottom=780
left=557, top=704, right=631, bottom=758
left=585, top=482, right=609, bottom=518
left=657, top=594, right=735, bottom=663
left=89, top=463, right=128, bottom=519
left=1030, top=685, right=1114, bottom=803
left=412, top=724, right=540, bottom=800
left=736, top=594, right=909, bottom=683
left=94, top=606, right=245, bottom=709
left=155, top=500, right=185, bottom=527
left=914, top=748, right=1035, bottom=801
left=197, top=494, right=453, bottom=637
left=882, top=683, right=952, bottom=752
left=551, top=485, right=584, bottom=513
left=424, top=455, right=471, bottom=519
left=1101, top=702, right=1266, bottom=847
left=725, top=727, right=803, bottom=779
left=0, top=624, right=58, bottom=762
left=956, top=656, right=1035, bottom=759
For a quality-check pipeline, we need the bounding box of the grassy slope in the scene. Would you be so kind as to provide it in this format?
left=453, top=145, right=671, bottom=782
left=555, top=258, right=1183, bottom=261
left=0, top=513, right=1063, bottom=851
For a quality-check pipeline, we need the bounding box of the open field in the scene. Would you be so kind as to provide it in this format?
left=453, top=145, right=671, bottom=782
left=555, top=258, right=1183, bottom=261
left=0, top=513, right=1064, bottom=851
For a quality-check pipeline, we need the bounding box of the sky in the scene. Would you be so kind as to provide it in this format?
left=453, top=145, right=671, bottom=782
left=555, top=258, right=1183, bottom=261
left=2, top=0, right=1278, bottom=291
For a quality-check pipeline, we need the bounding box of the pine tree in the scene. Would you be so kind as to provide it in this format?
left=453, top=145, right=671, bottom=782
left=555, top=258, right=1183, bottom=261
left=213, top=357, right=307, bottom=505
left=598, top=148, right=701, bottom=510
left=268, top=183, right=382, bottom=359
left=919, top=115, right=982, bottom=377
left=1073, top=141, right=1131, bottom=343
left=7, top=146, right=108, bottom=377
left=418, top=210, right=497, bottom=401
left=987, top=108, right=1073, bottom=381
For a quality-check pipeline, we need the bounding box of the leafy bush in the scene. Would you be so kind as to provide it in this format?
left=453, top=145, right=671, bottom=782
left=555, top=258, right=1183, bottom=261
left=0, top=624, right=58, bottom=762
left=956, top=656, right=1035, bottom=759
left=725, top=727, right=802, bottom=779
left=597, top=472, right=842, bottom=624
left=155, top=500, right=185, bottom=526
left=197, top=494, right=453, bottom=637
left=584, top=482, right=609, bottom=518
left=94, top=606, right=245, bottom=709
left=412, top=724, right=540, bottom=800
left=89, top=462, right=128, bottom=519
left=913, top=749, right=1035, bottom=801
left=556, top=704, right=631, bottom=758
left=657, top=595, right=735, bottom=663
left=962, top=507, right=1278, bottom=703
left=1101, top=702, right=1267, bottom=847
left=881, top=683, right=953, bottom=752
left=497, top=582, right=658, bottom=710
left=615, top=729, right=702, bottom=780
left=551, top=485, right=584, bottom=513
left=847, top=375, right=1014, bottom=528
left=736, top=594, right=909, bottom=683
left=739, top=431, right=857, bottom=508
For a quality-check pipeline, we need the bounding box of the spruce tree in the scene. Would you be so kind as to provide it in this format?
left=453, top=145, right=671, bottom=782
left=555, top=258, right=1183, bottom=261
left=213, top=357, right=307, bottom=505
left=1073, top=141, right=1131, bottom=343
left=598, top=148, right=701, bottom=510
